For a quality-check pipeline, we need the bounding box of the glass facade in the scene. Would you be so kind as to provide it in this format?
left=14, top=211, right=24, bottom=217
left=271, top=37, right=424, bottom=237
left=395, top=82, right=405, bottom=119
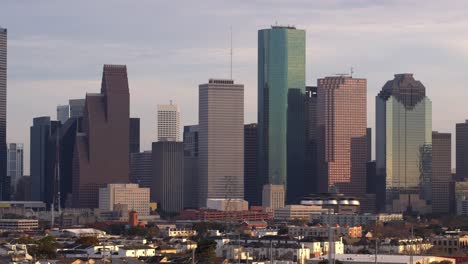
left=258, top=26, right=305, bottom=202
left=0, top=28, right=7, bottom=199
left=376, top=74, right=432, bottom=213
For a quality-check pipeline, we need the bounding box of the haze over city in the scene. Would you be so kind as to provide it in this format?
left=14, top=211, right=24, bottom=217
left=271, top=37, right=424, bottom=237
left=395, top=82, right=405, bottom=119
left=2, top=0, right=468, bottom=171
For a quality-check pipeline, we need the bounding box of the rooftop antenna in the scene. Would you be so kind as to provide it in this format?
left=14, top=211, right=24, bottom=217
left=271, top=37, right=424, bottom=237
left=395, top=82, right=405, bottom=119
left=230, top=26, right=233, bottom=80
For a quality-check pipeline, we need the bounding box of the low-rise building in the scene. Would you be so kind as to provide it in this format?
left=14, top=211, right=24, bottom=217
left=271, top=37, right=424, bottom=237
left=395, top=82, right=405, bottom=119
left=48, top=228, right=106, bottom=238
left=430, top=235, right=468, bottom=255
left=274, top=205, right=328, bottom=221
left=99, top=183, right=150, bottom=217
left=307, top=254, right=455, bottom=264
left=161, top=228, right=197, bottom=238
left=346, top=238, right=432, bottom=255
left=207, top=199, right=249, bottom=211
left=0, top=219, right=38, bottom=231
left=289, top=225, right=362, bottom=239
left=309, top=213, right=403, bottom=226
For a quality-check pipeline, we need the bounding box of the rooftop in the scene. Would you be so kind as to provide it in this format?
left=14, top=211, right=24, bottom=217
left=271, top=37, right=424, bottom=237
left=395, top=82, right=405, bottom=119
left=312, top=254, right=453, bottom=263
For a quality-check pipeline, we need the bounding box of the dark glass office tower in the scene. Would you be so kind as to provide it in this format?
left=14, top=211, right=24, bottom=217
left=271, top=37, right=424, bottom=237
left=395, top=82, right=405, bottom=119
left=432, top=132, right=451, bottom=214
left=129, top=118, right=140, bottom=153
left=183, top=125, right=198, bottom=208
left=304, top=86, right=318, bottom=195
left=376, top=74, right=432, bottom=213
left=258, top=26, right=306, bottom=203
left=456, top=120, right=468, bottom=179
left=0, top=27, right=7, bottom=200
left=244, top=123, right=260, bottom=205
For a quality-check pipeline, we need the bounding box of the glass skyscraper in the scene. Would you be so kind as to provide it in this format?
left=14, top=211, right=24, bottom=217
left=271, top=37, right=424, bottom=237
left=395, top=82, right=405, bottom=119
left=376, top=74, right=432, bottom=213
left=258, top=26, right=306, bottom=202
left=0, top=27, right=7, bottom=200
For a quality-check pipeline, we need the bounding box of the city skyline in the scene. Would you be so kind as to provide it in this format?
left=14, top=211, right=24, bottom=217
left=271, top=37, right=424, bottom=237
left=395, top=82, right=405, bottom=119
left=2, top=1, right=468, bottom=172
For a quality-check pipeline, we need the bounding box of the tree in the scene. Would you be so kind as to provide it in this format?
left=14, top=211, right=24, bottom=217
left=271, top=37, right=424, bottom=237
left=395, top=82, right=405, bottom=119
left=76, top=236, right=100, bottom=246
left=195, top=238, right=218, bottom=264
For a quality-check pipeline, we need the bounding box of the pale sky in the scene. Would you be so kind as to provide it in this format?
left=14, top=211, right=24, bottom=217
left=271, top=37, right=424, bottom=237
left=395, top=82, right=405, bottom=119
left=2, top=0, right=468, bottom=173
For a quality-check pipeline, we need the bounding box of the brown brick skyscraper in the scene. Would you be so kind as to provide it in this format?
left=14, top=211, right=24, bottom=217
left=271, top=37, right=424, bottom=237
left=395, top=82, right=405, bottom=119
left=72, top=65, right=130, bottom=208
left=317, top=76, right=367, bottom=195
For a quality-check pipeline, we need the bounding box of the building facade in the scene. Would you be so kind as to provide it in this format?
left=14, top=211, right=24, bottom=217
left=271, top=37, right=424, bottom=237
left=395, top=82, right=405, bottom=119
left=262, top=184, right=285, bottom=213
left=258, top=26, right=306, bottom=203
left=376, top=74, right=432, bottom=213
left=0, top=27, right=7, bottom=200
left=7, top=143, right=23, bottom=196
left=456, top=120, right=468, bottom=179
left=57, top=105, right=70, bottom=124
left=432, top=132, right=451, bottom=214
left=98, top=183, right=150, bottom=216
left=305, top=86, right=318, bottom=195
left=183, top=125, right=199, bottom=209
left=152, top=141, right=184, bottom=213
left=69, top=99, right=85, bottom=118
left=317, top=76, right=367, bottom=196
left=130, top=151, right=152, bottom=189
left=129, top=117, right=140, bottom=153
left=244, top=123, right=260, bottom=206
left=72, top=65, right=130, bottom=208
left=198, top=79, right=244, bottom=207
left=157, top=102, right=180, bottom=142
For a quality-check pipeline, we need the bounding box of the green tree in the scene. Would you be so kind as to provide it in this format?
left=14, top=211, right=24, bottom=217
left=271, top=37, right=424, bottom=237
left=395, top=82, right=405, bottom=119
left=75, top=236, right=100, bottom=246
left=195, top=238, right=218, bottom=264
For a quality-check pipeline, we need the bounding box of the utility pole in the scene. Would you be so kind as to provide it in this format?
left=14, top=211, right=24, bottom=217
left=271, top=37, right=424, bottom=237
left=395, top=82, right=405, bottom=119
left=192, top=247, right=195, bottom=264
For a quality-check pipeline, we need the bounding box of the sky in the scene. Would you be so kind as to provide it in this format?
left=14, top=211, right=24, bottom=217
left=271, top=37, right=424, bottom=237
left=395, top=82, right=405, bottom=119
left=2, top=0, right=468, bottom=172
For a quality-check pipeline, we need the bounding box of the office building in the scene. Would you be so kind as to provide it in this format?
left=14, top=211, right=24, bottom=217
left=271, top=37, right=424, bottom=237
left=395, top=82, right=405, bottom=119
left=129, top=117, right=140, bottom=153
left=157, top=102, right=180, bottom=142
left=72, top=65, right=130, bottom=208
left=317, top=76, right=367, bottom=196
left=274, top=204, right=326, bottom=221
left=366, top=128, right=372, bottom=161
left=0, top=27, right=7, bottom=200
left=30, top=117, right=60, bottom=203
left=305, top=86, right=318, bottom=195
left=183, top=125, right=198, bottom=208
left=69, top=99, right=85, bottom=118
left=258, top=26, right=306, bottom=203
left=7, top=143, right=23, bottom=196
left=198, top=79, right=244, bottom=207
left=152, top=141, right=184, bottom=213
left=376, top=74, right=432, bottom=213
left=456, top=120, right=468, bottom=179
left=130, top=151, right=152, bottom=189
left=99, top=183, right=150, bottom=217
left=206, top=198, right=249, bottom=211
left=262, top=184, right=285, bottom=213
left=244, top=123, right=260, bottom=206
left=432, top=132, right=451, bottom=214
left=57, top=117, right=79, bottom=208
left=57, top=105, right=70, bottom=124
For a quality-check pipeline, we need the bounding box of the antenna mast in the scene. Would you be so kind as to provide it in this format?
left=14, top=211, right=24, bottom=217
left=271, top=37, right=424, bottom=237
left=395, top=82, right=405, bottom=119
left=230, top=26, right=233, bottom=80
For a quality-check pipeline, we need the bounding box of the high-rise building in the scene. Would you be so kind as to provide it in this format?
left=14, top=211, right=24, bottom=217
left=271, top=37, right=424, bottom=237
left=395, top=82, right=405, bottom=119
left=262, top=184, right=285, bottom=213
left=57, top=105, right=70, bottom=124
left=157, top=102, right=180, bottom=142
left=99, top=183, right=150, bottom=217
left=258, top=26, right=306, bottom=203
left=305, top=86, right=318, bottom=195
left=198, top=79, right=244, bottom=207
left=152, top=141, right=184, bottom=213
left=7, top=143, right=23, bottom=197
left=244, top=123, right=260, bottom=206
left=376, top=74, right=432, bottom=213
left=69, top=99, right=85, bottom=118
left=0, top=27, right=7, bottom=200
left=130, top=151, right=152, bottom=189
left=183, top=125, right=199, bottom=209
left=129, top=118, right=140, bottom=153
left=58, top=117, right=79, bottom=208
left=317, top=76, right=367, bottom=196
left=366, top=128, right=372, bottom=162
left=72, top=65, right=130, bottom=208
left=432, top=132, right=451, bottom=214
left=456, top=120, right=468, bottom=179
left=30, top=117, right=60, bottom=202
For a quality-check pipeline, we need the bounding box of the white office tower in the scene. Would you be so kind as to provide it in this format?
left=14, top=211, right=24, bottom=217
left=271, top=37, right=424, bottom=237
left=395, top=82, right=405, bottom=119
left=157, top=102, right=180, bottom=142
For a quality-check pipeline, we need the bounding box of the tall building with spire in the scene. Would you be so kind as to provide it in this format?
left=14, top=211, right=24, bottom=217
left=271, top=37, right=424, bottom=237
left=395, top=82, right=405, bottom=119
left=258, top=26, right=306, bottom=203
left=0, top=27, right=7, bottom=200
left=317, top=76, right=367, bottom=196
left=376, top=74, right=432, bottom=213
left=72, top=65, right=130, bottom=208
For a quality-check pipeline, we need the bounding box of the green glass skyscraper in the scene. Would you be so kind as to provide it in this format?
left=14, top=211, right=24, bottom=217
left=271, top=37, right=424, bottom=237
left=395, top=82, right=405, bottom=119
left=258, top=26, right=306, bottom=203
left=376, top=73, right=432, bottom=213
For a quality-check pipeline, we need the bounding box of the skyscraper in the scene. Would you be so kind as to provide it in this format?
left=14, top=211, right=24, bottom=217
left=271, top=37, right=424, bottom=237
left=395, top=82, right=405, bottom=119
left=366, top=128, right=372, bottom=162
left=258, top=26, right=306, bottom=203
left=69, top=99, right=85, bottom=118
left=304, top=86, right=318, bottom=195
left=157, top=102, right=180, bottom=142
left=198, top=79, right=244, bottom=207
left=183, top=125, right=199, bottom=208
left=30, top=117, right=60, bottom=202
left=0, top=27, right=7, bottom=200
left=130, top=151, right=152, bottom=189
left=72, top=65, right=130, bottom=208
left=57, top=105, right=70, bottom=124
left=129, top=118, right=140, bottom=153
left=432, top=132, right=451, bottom=214
left=152, top=141, right=184, bottom=213
left=376, top=74, right=432, bottom=213
left=244, top=123, right=260, bottom=206
left=317, top=76, right=367, bottom=196
left=456, top=120, right=468, bottom=179
left=7, top=143, right=23, bottom=197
